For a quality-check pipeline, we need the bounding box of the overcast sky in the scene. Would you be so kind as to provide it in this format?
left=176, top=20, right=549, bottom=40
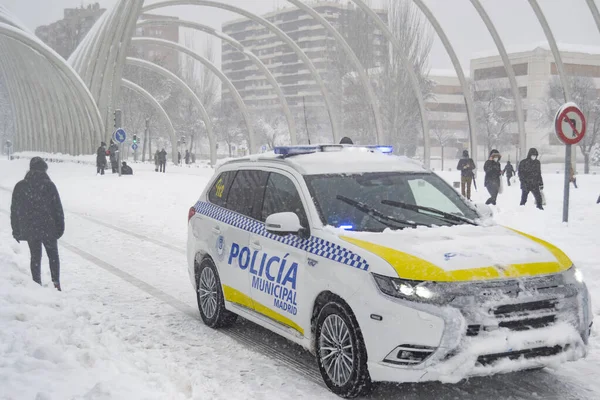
left=3, top=0, right=600, bottom=72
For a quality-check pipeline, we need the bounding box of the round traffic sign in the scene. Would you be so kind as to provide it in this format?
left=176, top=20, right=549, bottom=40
left=114, top=128, right=127, bottom=144
left=555, top=104, right=586, bottom=145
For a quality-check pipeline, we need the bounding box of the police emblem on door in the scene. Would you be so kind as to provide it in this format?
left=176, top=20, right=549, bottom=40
left=216, top=236, right=226, bottom=261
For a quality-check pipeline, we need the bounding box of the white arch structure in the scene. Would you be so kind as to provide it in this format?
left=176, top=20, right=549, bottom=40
left=1, top=0, right=583, bottom=166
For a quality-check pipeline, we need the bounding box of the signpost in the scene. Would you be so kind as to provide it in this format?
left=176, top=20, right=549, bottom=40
left=554, top=103, right=586, bottom=223
left=113, top=109, right=125, bottom=177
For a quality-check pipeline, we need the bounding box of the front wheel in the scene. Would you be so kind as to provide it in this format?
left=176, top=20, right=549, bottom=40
left=196, top=258, right=237, bottom=328
left=316, top=301, right=372, bottom=398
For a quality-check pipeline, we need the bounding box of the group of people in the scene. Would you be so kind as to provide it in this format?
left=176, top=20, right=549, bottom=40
left=154, top=149, right=168, bottom=172
left=96, top=141, right=133, bottom=175
left=457, top=148, right=546, bottom=210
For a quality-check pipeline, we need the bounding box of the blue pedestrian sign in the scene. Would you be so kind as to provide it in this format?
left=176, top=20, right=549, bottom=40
left=132, top=143, right=138, bottom=151
left=114, top=128, right=127, bottom=144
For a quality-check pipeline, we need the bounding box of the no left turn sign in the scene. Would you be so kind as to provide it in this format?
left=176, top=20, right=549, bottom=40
left=555, top=103, right=586, bottom=145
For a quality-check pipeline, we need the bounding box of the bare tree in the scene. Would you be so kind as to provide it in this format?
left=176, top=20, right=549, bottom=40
left=213, top=100, right=244, bottom=157
left=0, top=75, right=13, bottom=146
left=472, top=80, right=516, bottom=153
left=542, top=76, right=600, bottom=174
left=430, top=114, right=456, bottom=171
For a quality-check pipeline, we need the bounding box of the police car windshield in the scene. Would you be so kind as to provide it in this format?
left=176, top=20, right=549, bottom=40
left=305, top=172, right=478, bottom=232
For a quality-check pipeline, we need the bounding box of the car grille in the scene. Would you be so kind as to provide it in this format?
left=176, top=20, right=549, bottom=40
left=448, top=276, right=579, bottom=337
left=477, top=345, right=564, bottom=366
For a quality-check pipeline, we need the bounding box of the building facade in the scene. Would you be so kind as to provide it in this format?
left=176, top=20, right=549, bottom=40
left=221, top=2, right=388, bottom=137
left=470, top=44, right=600, bottom=161
left=35, top=3, right=105, bottom=59
left=134, top=14, right=180, bottom=73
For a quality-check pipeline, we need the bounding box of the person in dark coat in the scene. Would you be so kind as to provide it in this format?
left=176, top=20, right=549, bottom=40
left=503, top=160, right=515, bottom=187
left=121, top=162, right=133, bottom=175
left=340, top=137, right=354, bottom=145
left=185, top=150, right=191, bottom=165
left=11, top=157, right=64, bottom=291
left=484, top=149, right=502, bottom=205
left=108, top=140, right=119, bottom=173
left=456, top=150, right=476, bottom=200
left=158, top=148, right=167, bottom=173
left=518, top=148, right=544, bottom=210
left=96, top=142, right=107, bottom=175
left=178, top=151, right=182, bottom=166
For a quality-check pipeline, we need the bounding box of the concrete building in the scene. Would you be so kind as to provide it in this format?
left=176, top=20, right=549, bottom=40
left=221, top=2, right=388, bottom=124
left=134, top=14, right=180, bottom=73
left=35, top=3, right=105, bottom=59
left=470, top=43, right=600, bottom=161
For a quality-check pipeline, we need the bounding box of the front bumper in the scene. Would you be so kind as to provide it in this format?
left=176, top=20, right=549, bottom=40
left=364, top=274, right=592, bottom=383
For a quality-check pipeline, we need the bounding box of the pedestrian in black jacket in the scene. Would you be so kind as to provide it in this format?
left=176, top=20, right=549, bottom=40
left=121, top=162, right=133, bottom=175
left=518, top=148, right=544, bottom=210
left=158, top=149, right=167, bottom=173
left=503, top=161, right=515, bottom=187
left=96, top=142, right=107, bottom=175
left=484, top=149, right=502, bottom=205
left=11, top=157, right=64, bottom=291
left=456, top=150, right=476, bottom=200
left=108, top=140, right=119, bottom=173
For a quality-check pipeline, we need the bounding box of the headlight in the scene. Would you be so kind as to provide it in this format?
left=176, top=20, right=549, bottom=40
left=371, top=273, right=452, bottom=304
left=563, top=265, right=586, bottom=285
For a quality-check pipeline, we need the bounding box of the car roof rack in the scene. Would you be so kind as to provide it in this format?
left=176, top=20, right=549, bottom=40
left=273, top=145, right=393, bottom=158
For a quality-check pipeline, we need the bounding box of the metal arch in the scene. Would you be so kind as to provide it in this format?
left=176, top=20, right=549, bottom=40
left=125, top=57, right=218, bottom=165
left=527, top=0, right=577, bottom=165
left=0, top=22, right=105, bottom=150
left=469, top=0, right=527, bottom=159
left=140, top=0, right=341, bottom=142
left=285, top=0, right=384, bottom=144
left=136, top=19, right=299, bottom=146
left=130, top=36, right=258, bottom=153
left=412, top=0, right=479, bottom=164
left=121, top=79, right=178, bottom=164
left=527, top=1, right=571, bottom=101
left=587, top=0, right=600, bottom=36
left=348, top=0, right=431, bottom=167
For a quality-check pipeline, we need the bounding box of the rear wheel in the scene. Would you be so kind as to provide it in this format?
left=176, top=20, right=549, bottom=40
left=316, top=301, right=372, bottom=398
left=196, top=258, right=237, bottom=328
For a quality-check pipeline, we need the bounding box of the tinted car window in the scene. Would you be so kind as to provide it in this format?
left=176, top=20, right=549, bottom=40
left=226, top=170, right=268, bottom=218
left=261, top=173, right=308, bottom=227
left=208, top=171, right=235, bottom=207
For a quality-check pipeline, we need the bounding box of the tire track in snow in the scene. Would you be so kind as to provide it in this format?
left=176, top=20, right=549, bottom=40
left=0, top=205, right=323, bottom=386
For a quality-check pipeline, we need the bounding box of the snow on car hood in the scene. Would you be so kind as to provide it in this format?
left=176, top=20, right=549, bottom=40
left=340, top=225, right=572, bottom=282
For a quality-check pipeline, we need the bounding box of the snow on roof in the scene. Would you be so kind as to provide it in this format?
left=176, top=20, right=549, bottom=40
left=473, top=42, right=600, bottom=59
left=229, top=148, right=427, bottom=175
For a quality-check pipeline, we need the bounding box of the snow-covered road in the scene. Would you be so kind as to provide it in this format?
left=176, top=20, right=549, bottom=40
left=1, top=158, right=599, bottom=399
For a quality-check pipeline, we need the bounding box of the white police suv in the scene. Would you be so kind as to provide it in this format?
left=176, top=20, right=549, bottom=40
left=187, top=145, right=592, bottom=398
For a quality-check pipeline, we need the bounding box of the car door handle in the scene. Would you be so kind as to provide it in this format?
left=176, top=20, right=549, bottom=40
left=250, top=238, right=262, bottom=250
left=212, top=226, right=221, bottom=235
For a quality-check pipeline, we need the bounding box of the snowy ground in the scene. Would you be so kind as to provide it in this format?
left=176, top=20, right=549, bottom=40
left=1, top=157, right=599, bottom=400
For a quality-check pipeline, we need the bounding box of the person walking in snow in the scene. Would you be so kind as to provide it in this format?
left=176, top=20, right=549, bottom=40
left=10, top=157, right=64, bottom=291
left=456, top=150, right=476, bottom=200
left=484, top=149, right=502, bottom=206
left=108, top=140, right=119, bottom=174
left=570, top=165, right=578, bottom=189
left=503, top=160, right=515, bottom=187
left=518, top=148, right=544, bottom=210
left=96, top=142, right=107, bottom=175
left=154, top=150, right=160, bottom=172
left=158, top=148, right=167, bottom=173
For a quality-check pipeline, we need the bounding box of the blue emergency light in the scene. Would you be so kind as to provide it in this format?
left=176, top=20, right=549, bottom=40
left=273, top=145, right=394, bottom=157
left=339, top=224, right=354, bottom=231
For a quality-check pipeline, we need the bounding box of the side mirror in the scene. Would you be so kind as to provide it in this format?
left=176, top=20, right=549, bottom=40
left=265, top=212, right=303, bottom=236
left=473, top=203, right=493, bottom=219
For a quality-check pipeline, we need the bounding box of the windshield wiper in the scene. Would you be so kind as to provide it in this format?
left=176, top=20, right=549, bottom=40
left=336, top=195, right=429, bottom=229
left=381, top=200, right=477, bottom=226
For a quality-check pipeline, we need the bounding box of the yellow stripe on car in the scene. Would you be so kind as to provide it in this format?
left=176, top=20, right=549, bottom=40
left=222, top=285, right=304, bottom=335
left=341, top=233, right=572, bottom=282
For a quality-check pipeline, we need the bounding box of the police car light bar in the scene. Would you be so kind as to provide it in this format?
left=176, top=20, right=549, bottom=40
left=274, top=145, right=394, bottom=157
